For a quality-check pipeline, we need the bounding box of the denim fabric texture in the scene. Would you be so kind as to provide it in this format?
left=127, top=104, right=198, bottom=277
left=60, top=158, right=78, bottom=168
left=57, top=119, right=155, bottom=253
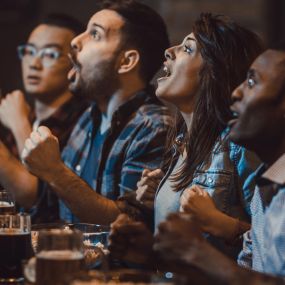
left=155, top=129, right=260, bottom=257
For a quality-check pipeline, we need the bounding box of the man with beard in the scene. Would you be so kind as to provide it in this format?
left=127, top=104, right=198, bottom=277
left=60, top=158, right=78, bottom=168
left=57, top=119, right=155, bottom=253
left=153, top=44, right=285, bottom=284
left=21, top=0, right=171, bottom=224
left=0, top=14, right=88, bottom=222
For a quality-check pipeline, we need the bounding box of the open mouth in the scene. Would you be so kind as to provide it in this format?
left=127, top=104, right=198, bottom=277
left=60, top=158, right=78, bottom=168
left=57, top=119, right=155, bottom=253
left=68, top=53, right=81, bottom=83
left=163, top=65, right=171, bottom=77
left=68, top=53, right=80, bottom=72
left=157, top=64, right=172, bottom=82
left=228, top=110, right=239, bottom=128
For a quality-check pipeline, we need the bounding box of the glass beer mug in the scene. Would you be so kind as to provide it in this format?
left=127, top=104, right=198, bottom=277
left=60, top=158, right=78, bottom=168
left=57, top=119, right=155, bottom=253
left=36, top=229, right=85, bottom=285
left=0, top=214, right=32, bottom=282
left=0, top=189, right=16, bottom=214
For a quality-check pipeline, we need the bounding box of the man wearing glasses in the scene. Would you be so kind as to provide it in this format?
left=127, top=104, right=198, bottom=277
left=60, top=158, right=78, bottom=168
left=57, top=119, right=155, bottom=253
left=0, top=14, right=88, bottom=222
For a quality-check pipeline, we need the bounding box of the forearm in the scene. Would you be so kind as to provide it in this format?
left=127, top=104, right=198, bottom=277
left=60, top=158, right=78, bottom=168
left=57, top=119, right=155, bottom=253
left=0, top=153, right=38, bottom=208
left=186, top=239, right=285, bottom=285
left=47, top=163, right=121, bottom=224
left=11, top=118, right=32, bottom=154
left=209, top=211, right=250, bottom=240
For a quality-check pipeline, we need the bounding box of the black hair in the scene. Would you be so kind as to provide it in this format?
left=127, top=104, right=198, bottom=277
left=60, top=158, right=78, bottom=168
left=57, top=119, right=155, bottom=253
left=41, top=13, right=84, bottom=36
left=100, top=0, right=170, bottom=82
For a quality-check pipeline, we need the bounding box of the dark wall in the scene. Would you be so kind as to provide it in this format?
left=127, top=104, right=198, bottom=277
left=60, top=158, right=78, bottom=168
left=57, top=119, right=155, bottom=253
left=0, top=0, right=283, bottom=96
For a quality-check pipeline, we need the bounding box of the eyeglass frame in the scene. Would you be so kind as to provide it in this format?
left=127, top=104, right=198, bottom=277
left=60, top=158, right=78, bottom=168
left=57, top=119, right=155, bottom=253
left=17, top=44, right=67, bottom=68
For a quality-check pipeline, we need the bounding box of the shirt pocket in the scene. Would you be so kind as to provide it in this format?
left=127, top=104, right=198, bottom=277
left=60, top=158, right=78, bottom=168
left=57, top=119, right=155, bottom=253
left=191, top=171, right=232, bottom=213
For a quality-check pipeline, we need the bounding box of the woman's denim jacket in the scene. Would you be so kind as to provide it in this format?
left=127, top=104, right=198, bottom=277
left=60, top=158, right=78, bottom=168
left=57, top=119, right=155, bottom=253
left=154, top=128, right=261, bottom=258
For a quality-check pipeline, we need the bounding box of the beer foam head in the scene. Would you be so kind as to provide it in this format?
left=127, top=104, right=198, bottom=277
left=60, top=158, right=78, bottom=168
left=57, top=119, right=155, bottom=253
left=37, top=250, right=83, bottom=260
left=0, top=201, right=14, bottom=207
left=0, top=228, right=28, bottom=235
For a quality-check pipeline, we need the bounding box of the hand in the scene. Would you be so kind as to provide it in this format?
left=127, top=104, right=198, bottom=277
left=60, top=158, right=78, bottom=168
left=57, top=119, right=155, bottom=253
left=108, top=214, right=154, bottom=265
left=136, top=168, right=164, bottom=210
left=154, top=213, right=206, bottom=266
left=0, top=90, right=30, bottom=132
left=180, top=185, right=220, bottom=234
left=21, top=126, right=63, bottom=182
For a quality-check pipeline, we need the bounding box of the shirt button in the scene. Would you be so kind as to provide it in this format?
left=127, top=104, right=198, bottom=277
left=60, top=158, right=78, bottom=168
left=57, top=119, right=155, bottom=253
left=75, top=165, right=81, bottom=172
left=88, top=132, right=92, bottom=138
left=208, top=177, right=213, bottom=184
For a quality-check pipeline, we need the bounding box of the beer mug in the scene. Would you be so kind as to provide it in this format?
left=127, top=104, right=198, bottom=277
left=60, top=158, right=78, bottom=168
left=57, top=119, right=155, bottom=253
left=0, top=214, right=32, bottom=282
left=0, top=189, right=16, bottom=214
left=36, top=229, right=85, bottom=285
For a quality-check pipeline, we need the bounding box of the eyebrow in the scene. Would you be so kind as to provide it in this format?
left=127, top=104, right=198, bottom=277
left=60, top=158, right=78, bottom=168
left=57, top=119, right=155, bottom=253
left=183, top=36, right=196, bottom=45
left=90, top=23, right=107, bottom=33
left=185, top=36, right=196, bottom=42
left=26, top=43, right=63, bottom=50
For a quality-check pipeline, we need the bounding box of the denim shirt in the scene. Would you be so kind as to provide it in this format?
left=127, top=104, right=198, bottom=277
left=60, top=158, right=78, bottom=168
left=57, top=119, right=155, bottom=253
left=155, top=129, right=260, bottom=257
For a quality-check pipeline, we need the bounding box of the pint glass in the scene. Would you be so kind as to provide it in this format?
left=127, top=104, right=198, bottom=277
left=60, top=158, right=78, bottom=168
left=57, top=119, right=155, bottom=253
left=0, top=214, right=32, bottom=282
left=36, top=229, right=84, bottom=285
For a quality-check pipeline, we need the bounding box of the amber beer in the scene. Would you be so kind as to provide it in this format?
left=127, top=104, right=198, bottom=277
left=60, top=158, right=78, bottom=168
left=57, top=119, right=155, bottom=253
left=36, top=229, right=84, bottom=285
left=0, top=201, right=15, bottom=214
left=36, top=250, right=84, bottom=285
left=0, top=229, right=32, bottom=281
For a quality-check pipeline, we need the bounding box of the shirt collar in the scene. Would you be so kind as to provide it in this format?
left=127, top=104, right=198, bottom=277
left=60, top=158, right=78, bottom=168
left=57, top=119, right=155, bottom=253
left=261, top=153, right=285, bottom=185
left=90, top=85, right=158, bottom=126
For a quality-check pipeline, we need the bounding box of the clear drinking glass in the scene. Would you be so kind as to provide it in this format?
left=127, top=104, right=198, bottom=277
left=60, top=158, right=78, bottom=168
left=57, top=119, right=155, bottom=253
left=36, top=228, right=85, bottom=285
left=0, top=214, right=32, bottom=283
left=0, top=189, right=16, bottom=214
left=70, top=223, right=109, bottom=269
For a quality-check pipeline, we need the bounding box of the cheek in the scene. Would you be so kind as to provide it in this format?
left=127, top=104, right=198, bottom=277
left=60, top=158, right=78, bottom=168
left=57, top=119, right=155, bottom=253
left=172, top=68, right=200, bottom=98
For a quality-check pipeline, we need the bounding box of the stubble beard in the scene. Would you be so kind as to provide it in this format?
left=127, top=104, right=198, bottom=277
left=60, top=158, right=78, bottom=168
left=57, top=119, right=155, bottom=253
left=70, top=57, right=120, bottom=104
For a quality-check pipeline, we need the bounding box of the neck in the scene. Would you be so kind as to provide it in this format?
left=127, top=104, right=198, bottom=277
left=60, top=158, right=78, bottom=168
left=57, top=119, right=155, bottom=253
left=35, top=90, right=73, bottom=122
left=256, top=138, right=285, bottom=167
left=97, top=79, right=146, bottom=122
left=180, top=111, right=194, bottom=131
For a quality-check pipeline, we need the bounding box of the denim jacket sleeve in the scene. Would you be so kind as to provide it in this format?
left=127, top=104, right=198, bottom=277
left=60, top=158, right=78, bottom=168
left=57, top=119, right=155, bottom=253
left=231, top=143, right=261, bottom=217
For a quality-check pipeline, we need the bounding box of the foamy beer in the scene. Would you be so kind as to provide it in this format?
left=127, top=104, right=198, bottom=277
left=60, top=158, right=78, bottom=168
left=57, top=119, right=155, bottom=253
left=36, top=229, right=84, bottom=285
left=0, top=214, right=32, bottom=282
left=0, top=190, right=15, bottom=214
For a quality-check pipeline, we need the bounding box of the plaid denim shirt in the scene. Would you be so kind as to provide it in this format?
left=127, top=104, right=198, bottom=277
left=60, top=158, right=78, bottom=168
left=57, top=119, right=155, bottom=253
left=238, top=154, right=285, bottom=276
left=60, top=86, right=171, bottom=222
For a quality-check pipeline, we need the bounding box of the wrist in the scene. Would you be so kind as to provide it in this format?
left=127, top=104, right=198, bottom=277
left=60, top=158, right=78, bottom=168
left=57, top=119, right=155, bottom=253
left=11, top=116, right=30, bottom=133
left=203, top=210, right=226, bottom=237
left=44, top=161, right=67, bottom=185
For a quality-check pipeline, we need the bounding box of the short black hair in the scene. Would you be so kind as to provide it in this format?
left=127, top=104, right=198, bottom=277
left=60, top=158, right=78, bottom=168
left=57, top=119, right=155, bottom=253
left=40, top=13, right=84, bottom=36
left=100, top=0, right=170, bottom=82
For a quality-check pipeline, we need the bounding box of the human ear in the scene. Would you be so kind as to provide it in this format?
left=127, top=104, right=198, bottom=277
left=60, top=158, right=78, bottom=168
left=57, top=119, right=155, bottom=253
left=118, top=50, right=140, bottom=74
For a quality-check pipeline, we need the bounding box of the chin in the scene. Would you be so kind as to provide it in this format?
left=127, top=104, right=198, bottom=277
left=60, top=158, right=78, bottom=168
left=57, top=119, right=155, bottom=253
left=25, top=87, right=44, bottom=96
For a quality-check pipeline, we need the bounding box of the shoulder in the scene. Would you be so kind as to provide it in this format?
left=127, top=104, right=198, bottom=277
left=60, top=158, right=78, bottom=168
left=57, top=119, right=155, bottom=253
left=136, top=102, right=172, bottom=129
left=214, top=128, right=253, bottom=158
left=208, top=128, right=260, bottom=170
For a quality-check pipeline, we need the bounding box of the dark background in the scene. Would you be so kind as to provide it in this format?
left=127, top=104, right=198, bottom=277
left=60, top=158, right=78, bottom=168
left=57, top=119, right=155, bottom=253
left=0, top=0, right=284, bottom=95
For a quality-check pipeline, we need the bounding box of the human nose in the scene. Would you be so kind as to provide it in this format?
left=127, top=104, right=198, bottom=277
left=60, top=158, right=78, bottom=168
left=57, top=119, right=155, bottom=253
left=28, top=53, right=43, bottom=70
left=164, top=45, right=176, bottom=60
left=71, top=32, right=84, bottom=52
left=231, top=83, right=244, bottom=103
